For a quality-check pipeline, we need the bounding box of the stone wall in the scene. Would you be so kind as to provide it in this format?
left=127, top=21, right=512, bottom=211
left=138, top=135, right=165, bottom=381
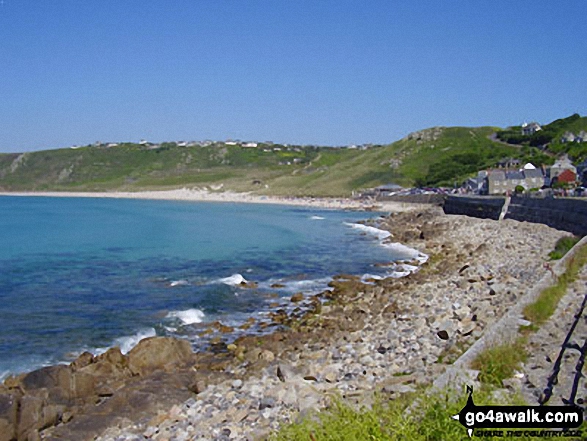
left=379, top=193, right=446, bottom=205
left=505, top=196, right=587, bottom=237
left=443, top=195, right=587, bottom=236
left=443, top=195, right=505, bottom=221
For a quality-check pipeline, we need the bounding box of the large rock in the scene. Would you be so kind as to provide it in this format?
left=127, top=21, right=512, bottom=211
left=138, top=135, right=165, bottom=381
left=79, top=347, right=130, bottom=381
left=0, top=394, right=18, bottom=441
left=127, top=337, right=194, bottom=376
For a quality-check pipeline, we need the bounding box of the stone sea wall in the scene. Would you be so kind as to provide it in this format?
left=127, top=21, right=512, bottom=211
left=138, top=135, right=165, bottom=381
left=443, top=195, right=587, bottom=236
left=505, top=195, right=587, bottom=237
left=442, top=195, right=505, bottom=221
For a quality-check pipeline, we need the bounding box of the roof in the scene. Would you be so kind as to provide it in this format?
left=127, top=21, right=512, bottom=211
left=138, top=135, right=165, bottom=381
left=505, top=171, right=524, bottom=180
left=523, top=169, right=544, bottom=178
left=557, top=169, right=577, bottom=183
left=376, top=184, right=403, bottom=190
left=487, top=170, right=505, bottom=181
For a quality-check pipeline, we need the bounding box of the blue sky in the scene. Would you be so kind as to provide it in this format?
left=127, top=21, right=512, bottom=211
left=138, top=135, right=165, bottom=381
left=0, top=1, right=585, bottom=153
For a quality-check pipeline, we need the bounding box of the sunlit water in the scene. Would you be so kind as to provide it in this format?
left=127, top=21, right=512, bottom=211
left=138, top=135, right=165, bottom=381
left=0, top=196, right=412, bottom=379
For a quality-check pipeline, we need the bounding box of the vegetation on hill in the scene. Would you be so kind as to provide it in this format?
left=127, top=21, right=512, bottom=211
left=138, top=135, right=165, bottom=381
left=496, top=113, right=587, bottom=162
left=1, top=116, right=584, bottom=195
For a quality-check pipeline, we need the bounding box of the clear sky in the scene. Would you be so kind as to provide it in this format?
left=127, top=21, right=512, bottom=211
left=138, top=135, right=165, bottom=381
left=0, top=1, right=585, bottom=153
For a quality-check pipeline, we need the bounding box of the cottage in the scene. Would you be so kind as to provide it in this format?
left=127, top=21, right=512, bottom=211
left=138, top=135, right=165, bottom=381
left=485, top=170, right=506, bottom=194
left=521, top=122, right=542, bottom=136
left=550, top=155, right=577, bottom=179
left=497, top=158, right=521, bottom=169
left=552, top=169, right=577, bottom=186
left=523, top=168, right=545, bottom=189
left=482, top=167, right=546, bottom=194
left=561, top=132, right=576, bottom=143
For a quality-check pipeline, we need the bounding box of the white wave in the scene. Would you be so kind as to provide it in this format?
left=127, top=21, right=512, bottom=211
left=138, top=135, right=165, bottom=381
left=217, top=274, right=248, bottom=286
left=382, top=242, right=429, bottom=263
left=166, top=308, right=205, bottom=325
left=169, top=279, right=189, bottom=287
left=345, top=222, right=391, bottom=240
left=112, top=328, right=157, bottom=355
left=0, top=370, right=9, bottom=383
left=260, top=277, right=333, bottom=294
left=310, top=215, right=325, bottom=220
left=360, top=274, right=384, bottom=284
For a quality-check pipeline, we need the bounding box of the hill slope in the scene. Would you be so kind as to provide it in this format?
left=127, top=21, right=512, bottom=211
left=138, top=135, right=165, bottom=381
left=496, top=113, right=587, bottom=161
left=0, top=123, right=569, bottom=196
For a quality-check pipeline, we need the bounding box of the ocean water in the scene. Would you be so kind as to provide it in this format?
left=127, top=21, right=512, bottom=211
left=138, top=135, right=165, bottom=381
left=0, top=196, right=414, bottom=379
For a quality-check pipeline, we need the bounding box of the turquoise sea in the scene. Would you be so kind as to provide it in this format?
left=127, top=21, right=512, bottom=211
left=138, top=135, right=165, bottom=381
left=0, top=196, right=412, bottom=380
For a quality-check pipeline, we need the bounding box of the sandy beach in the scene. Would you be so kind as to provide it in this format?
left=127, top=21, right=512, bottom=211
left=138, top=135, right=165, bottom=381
left=0, top=189, right=421, bottom=213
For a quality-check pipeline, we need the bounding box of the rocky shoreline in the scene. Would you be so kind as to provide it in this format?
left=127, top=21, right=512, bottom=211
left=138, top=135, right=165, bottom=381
left=0, top=206, right=570, bottom=441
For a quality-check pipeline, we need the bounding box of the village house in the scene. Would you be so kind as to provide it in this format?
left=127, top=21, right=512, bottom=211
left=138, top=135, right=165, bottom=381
left=560, top=131, right=587, bottom=143
left=551, top=169, right=577, bottom=186
left=550, top=154, right=577, bottom=180
left=482, top=164, right=546, bottom=195
left=521, top=122, right=542, bottom=136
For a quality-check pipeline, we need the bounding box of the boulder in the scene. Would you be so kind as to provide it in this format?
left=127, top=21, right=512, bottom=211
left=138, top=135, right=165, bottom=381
left=0, top=394, right=18, bottom=441
left=127, top=337, right=194, bottom=376
left=71, top=351, right=94, bottom=371
left=79, top=347, right=130, bottom=381
left=21, top=365, right=72, bottom=403
left=290, top=292, right=304, bottom=303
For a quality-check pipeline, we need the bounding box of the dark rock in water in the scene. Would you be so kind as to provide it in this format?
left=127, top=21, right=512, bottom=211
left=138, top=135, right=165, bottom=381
left=127, top=337, right=194, bottom=376
left=270, top=283, right=285, bottom=288
left=437, top=330, right=450, bottom=340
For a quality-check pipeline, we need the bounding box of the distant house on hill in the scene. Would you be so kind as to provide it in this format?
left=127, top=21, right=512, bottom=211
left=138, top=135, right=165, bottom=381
left=560, top=131, right=587, bottom=143
left=561, top=132, right=576, bottom=143
left=521, top=122, right=542, bottom=136
left=497, top=158, right=521, bottom=169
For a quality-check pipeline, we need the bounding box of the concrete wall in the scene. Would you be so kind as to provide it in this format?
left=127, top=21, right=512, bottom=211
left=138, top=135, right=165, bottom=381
left=443, top=195, right=587, bottom=236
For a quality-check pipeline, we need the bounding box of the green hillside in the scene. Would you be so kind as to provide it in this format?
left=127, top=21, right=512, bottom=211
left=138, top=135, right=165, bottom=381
left=0, top=121, right=574, bottom=196
left=496, top=113, right=587, bottom=161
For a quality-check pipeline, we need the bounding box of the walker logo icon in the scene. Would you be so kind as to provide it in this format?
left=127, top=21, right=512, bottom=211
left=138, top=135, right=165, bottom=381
left=451, top=386, right=583, bottom=438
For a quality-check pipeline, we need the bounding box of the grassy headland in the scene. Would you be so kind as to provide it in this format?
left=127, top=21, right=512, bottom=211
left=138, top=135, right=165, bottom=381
left=0, top=128, right=544, bottom=196
left=1, top=115, right=586, bottom=196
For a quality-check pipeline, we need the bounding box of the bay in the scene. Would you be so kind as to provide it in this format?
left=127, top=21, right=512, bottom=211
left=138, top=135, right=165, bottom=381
left=0, top=196, right=410, bottom=379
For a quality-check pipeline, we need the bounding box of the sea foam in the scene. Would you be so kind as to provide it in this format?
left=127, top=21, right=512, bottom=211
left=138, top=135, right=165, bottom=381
left=106, top=328, right=157, bottom=355
left=166, top=308, right=205, bottom=325
left=345, top=222, right=392, bottom=240
left=217, top=274, right=248, bottom=286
